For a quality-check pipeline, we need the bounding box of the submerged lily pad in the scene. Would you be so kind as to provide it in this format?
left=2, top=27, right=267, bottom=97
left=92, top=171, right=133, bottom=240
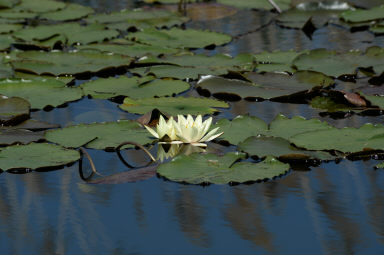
left=214, top=115, right=268, bottom=145
left=157, top=152, right=289, bottom=184
left=80, top=76, right=189, bottom=99
left=120, top=97, right=229, bottom=115
left=11, top=50, right=132, bottom=76
left=340, top=5, right=384, bottom=23
left=127, top=27, right=231, bottom=49
left=0, top=97, right=30, bottom=125
left=45, top=120, right=152, bottom=150
left=293, top=47, right=384, bottom=77
left=238, top=136, right=334, bottom=160
left=0, top=79, right=83, bottom=109
left=290, top=123, right=384, bottom=153
left=0, top=143, right=80, bottom=171
left=198, top=71, right=333, bottom=100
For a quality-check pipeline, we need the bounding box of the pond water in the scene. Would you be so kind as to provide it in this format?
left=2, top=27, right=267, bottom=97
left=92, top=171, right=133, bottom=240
left=1, top=0, right=384, bottom=254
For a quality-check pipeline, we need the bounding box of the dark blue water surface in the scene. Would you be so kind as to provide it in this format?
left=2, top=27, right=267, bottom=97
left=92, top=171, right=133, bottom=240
left=1, top=1, right=384, bottom=254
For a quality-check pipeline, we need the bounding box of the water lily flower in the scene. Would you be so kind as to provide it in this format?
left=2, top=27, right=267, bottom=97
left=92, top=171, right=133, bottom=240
left=144, top=115, right=180, bottom=143
left=172, top=114, right=223, bottom=147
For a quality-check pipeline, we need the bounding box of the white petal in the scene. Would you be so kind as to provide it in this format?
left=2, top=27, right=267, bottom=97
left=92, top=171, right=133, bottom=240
left=201, top=117, right=212, bottom=138
left=191, top=142, right=207, bottom=147
left=203, top=131, right=223, bottom=142
left=200, top=127, right=221, bottom=142
left=144, top=125, right=159, bottom=138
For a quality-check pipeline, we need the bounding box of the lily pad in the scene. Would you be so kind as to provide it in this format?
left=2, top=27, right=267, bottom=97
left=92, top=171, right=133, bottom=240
left=309, top=95, right=355, bottom=112
left=45, top=120, right=152, bottom=150
left=0, top=143, right=80, bottom=171
left=217, top=0, right=291, bottom=11
left=0, top=35, right=14, bottom=51
left=13, top=23, right=118, bottom=46
left=0, top=129, right=44, bottom=145
left=0, top=78, right=83, bottom=109
left=39, top=3, right=94, bottom=21
left=80, top=76, right=190, bottom=99
left=290, top=123, right=384, bottom=153
left=292, top=47, right=384, bottom=77
left=12, top=119, right=60, bottom=130
left=198, top=71, right=333, bottom=100
left=119, top=97, right=229, bottom=115
left=157, top=152, right=289, bottom=184
left=0, top=0, right=19, bottom=8
left=254, top=50, right=306, bottom=73
left=214, top=115, right=268, bottom=145
left=361, top=94, right=384, bottom=109
left=127, top=27, right=231, bottom=49
left=0, top=10, right=36, bottom=19
left=13, top=0, right=66, bottom=13
left=11, top=50, right=132, bottom=76
left=0, top=24, right=22, bottom=34
left=340, top=5, right=384, bottom=23
left=0, top=96, right=30, bottom=125
left=238, top=136, right=334, bottom=160
left=131, top=65, right=217, bottom=80
left=76, top=40, right=180, bottom=57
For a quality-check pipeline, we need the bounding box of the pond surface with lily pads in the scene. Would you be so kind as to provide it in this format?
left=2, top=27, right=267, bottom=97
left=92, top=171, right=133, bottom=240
left=0, top=0, right=384, bottom=254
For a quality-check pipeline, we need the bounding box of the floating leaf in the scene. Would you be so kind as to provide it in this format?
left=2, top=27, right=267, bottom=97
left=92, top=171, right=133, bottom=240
left=11, top=50, right=132, bottom=76
left=361, top=94, right=384, bottom=109
left=340, top=5, right=384, bottom=23
left=120, top=97, right=229, bottom=115
left=39, top=3, right=94, bottom=21
left=12, top=119, right=60, bottom=131
left=0, top=24, right=22, bottom=34
left=0, top=143, right=80, bottom=171
left=290, top=124, right=384, bottom=153
left=0, top=10, right=36, bottom=19
left=0, top=0, right=19, bottom=8
left=293, top=47, right=384, bottom=77
left=45, top=120, right=152, bottom=150
left=0, top=35, right=14, bottom=51
left=238, top=136, right=334, bottom=160
left=80, top=76, right=189, bottom=99
left=0, top=129, right=44, bottom=145
left=157, top=152, right=289, bottom=184
left=128, top=27, right=231, bottom=49
left=14, top=0, right=66, bottom=13
left=214, top=115, right=268, bottom=145
left=0, top=97, right=29, bottom=125
left=0, top=78, right=83, bottom=109
left=198, top=71, right=333, bottom=100
left=254, top=50, right=306, bottom=73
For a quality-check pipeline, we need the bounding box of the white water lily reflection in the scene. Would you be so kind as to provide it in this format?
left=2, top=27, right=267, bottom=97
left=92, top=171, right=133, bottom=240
left=157, top=144, right=206, bottom=162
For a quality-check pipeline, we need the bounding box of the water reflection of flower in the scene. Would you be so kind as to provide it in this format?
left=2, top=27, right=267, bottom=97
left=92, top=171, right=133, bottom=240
left=157, top=144, right=205, bottom=162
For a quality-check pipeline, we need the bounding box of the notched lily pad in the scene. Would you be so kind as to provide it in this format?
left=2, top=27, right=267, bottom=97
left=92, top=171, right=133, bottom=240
left=127, top=27, right=232, bottom=49
left=157, top=152, right=289, bottom=184
left=80, top=76, right=189, bottom=99
left=0, top=129, right=45, bottom=146
left=0, top=143, right=80, bottom=171
left=0, top=96, right=30, bottom=125
left=120, top=97, right=229, bottom=115
left=45, top=120, right=152, bottom=150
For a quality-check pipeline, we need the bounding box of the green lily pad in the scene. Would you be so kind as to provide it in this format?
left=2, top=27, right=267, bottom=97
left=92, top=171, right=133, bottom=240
left=0, top=0, right=19, bottom=8
left=39, top=3, right=94, bottom=21
left=267, top=114, right=333, bottom=140
left=0, top=96, right=30, bottom=125
left=0, top=55, right=13, bottom=78
left=309, top=95, right=354, bottom=112
left=0, top=143, right=80, bottom=171
left=238, top=136, right=334, bottom=160
left=11, top=50, right=132, bottom=76
left=13, top=0, right=66, bottom=13
left=340, top=5, right=384, bottom=23
left=14, top=72, right=74, bottom=84
left=119, top=97, right=229, bottom=115
left=127, top=27, right=231, bottom=49
left=0, top=129, right=44, bottom=145
left=0, top=78, right=83, bottom=109
left=290, top=123, right=384, bottom=153
left=198, top=71, right=333, bottom=100
left=13, top=23, right=118, bottom=46
left=11, top=119, right=60, bottom=130
left=0, top=10, right=36, bottom=19
left=293, top=47, right=384, bottom=77
left=375, top=161, right=384, bottom=168
left=0, top=24, right=22, bottom=34
left=157, top=152, right=289, bottom=184
left=214, top=115, right=268, bottom=145
left=86, top=9, right=187, bottom=29
left=80, top=76, right=190, bottom=99
left=76, top=40, right=180, bottom=57
left=0, top=35, right=14, bottom=51
left=45, top=120, right=152, bottom=150
left=131, top=65, right=217, bottom=80
left=217, top=0, right=291, bottom=11
left=254, top=50, right=306, bottom=73
left=361, top=94, right=384, bottom=109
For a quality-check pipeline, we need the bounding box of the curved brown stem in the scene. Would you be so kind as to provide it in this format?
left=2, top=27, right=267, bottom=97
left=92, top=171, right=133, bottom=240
left=116, top=141, right=157, bottom=164
left=78, top=147, right=103, bottom=181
